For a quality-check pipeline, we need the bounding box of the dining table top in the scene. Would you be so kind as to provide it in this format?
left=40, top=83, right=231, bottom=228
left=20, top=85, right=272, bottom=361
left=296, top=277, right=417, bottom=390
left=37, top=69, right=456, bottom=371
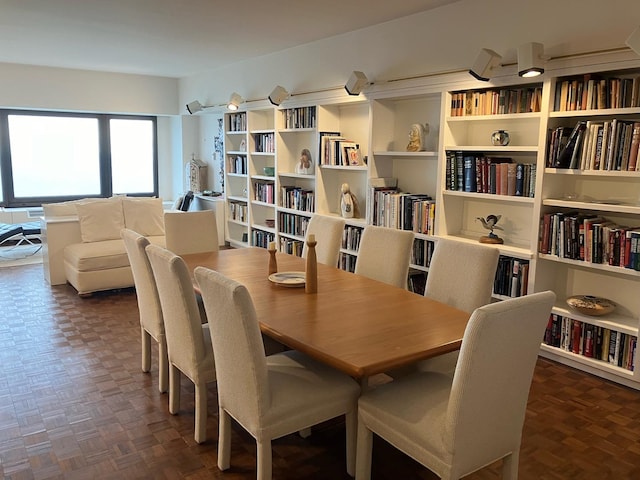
left=184, top=247, right=470, bottom=380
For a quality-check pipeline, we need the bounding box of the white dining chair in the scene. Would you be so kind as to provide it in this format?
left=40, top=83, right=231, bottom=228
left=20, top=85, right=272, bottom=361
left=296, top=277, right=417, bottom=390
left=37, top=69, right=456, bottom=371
left=164, top=210, right=219, bottom=256
left=355, top=291, right=556, bottom=480
left=354, top=225, right=414, bottom=289
left=121, top=228, right=168, bottom=393
left=301, top=214, right=346, bottom=267
left=194, top=266, right=360, bottom=480
left=145, top=244, right=216, bottom=444
left=417, top=238, right=500, bottom=375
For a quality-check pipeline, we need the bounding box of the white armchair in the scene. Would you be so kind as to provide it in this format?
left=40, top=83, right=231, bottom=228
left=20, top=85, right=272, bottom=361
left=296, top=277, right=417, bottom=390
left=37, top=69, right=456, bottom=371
left=355, top=291, right=555, bottom=480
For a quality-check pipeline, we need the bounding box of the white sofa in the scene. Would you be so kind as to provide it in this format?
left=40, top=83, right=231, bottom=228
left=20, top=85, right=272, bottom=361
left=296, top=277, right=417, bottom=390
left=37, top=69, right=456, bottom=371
left=41, top=196, right=166, bottom=295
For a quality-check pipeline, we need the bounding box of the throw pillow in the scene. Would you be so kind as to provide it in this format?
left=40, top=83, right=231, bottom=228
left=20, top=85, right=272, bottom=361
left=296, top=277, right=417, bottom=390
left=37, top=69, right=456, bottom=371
left=76, top=197, right=125, bottom=243
left=123, top=197, right=165, bottom=236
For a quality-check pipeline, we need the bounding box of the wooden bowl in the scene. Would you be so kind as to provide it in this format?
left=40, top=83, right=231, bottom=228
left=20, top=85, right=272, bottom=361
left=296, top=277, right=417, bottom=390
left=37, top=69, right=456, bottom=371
left=566, top=295, right=616, bottom=316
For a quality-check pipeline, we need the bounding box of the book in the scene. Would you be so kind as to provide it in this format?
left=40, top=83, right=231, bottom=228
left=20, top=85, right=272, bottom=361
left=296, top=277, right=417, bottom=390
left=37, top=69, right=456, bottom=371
left=555, top=121, right=587, bottom=169
left=627, top=121, right=640, bottom=171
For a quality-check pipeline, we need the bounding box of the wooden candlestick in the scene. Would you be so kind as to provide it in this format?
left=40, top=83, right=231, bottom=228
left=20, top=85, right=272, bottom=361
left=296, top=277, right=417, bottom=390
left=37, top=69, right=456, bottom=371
left=305, top=234, right=317, bottom=294
left=268, top=241, right=278, bottom=275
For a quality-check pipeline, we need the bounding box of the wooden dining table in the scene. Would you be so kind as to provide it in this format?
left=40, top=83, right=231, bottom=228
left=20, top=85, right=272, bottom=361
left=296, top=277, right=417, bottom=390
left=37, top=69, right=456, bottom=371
left=184, top=247, right=470, bottom=385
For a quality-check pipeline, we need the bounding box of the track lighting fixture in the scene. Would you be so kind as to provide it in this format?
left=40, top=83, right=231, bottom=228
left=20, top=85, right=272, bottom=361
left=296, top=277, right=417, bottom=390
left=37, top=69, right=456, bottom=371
left=468, top=48, right=502, bottom=82
left=268, top=85, right=290, bottom=106
left=186, top=100, right=213, bottom=115
left=518, top=42, right=545, bottom=78
left=626, top=26, right=640, bottom=56
left=344, top=71, right=370, bottom=95
left=227, top=92, right=243, bottom=111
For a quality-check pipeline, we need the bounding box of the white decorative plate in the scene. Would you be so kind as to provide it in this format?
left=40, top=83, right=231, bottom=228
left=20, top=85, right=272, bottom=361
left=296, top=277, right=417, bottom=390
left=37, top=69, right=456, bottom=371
left=268, top=271, right=306, bottom=287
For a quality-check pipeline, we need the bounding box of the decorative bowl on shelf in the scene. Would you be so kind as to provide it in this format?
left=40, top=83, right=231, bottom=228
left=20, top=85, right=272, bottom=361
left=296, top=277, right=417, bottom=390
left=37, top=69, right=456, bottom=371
left=265, top=219, right=275, bottom=228
left=566, top=295, right=616, bottom=316
left=263, top=167, right=275, bottom=176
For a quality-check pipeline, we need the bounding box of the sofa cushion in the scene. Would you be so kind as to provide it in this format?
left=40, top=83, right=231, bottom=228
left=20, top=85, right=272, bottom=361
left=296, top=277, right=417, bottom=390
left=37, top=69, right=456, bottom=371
left=123, top=197, right=165, bottom=236
left=76, top=197, right=124, bottom=243
left=64, top=235, right=165, bottom=272
left=42, top=199, right=81, bottom=218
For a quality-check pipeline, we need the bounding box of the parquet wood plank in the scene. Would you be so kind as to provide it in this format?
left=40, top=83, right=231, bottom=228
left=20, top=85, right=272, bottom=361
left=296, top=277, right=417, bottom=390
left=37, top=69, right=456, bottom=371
left=1, top=264, right=640, bottom=479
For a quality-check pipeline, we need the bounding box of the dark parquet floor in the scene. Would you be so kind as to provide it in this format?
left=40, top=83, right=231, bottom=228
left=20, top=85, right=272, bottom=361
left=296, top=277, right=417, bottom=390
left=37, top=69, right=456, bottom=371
left=1, top=263, right=640, bottom=479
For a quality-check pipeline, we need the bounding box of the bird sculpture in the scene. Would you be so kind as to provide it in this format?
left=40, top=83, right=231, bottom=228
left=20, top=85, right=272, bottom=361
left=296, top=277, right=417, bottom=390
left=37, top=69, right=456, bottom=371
left=476, top=214, right=504, bottom=244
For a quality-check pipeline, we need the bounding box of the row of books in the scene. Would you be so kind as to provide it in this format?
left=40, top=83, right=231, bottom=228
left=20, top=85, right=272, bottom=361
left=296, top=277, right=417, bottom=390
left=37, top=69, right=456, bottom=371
left=449, top=86, right=543, bottom=116
left=278, top=212, right=310, bottom=237
left=543, top=314, right=636, bottom=371
left=408, top=269, right=427, bottom=295
left=279, top=186, right=314, bottom=212
left=227, top=112, right=247, bottom=132
left=493, top=256, right=529, bottom=298
left=282, top=106, right=316, bottom=129
left=553, top=74, right=640, bottom=112
left=318, top=132, right=363, bottom=166
left=411, top=238, right=434, bottom=269
left=342, top=225, right=363, bottom=252
left=252, top=181, right=275, bottom=204
left=339, top=252, right=357, bottom=273
left=369, top=189, right=435, bottom=233
left=227, top=155, right=247, bottom=175
left=445, top=151, right=536, bottom=197
left=546, top=120, right=640, bottom=170
left=251, top=230, right=275, bottom=249
left=539, top=211, right=640, bottom=270
left=254, top=132, right=275, bottom=153
left=279, top=237, right=304, bottom=257
left=228, top=201, right=248, bottom=223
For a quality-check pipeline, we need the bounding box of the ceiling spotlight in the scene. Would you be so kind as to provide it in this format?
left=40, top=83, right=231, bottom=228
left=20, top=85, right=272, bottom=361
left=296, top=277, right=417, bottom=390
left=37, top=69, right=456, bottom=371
left=518, top=42, right=545, bottom=78
left=345, top=71, right=370, bottom=96
left=268, top=85, right=290, bottom=106
left=186, top=100, right=212, bottom=115
left=626, top=26, right=640, bottom=56
left=468, top=48, right=502, bottom=82
left=227, top=92, right=243, bottom=111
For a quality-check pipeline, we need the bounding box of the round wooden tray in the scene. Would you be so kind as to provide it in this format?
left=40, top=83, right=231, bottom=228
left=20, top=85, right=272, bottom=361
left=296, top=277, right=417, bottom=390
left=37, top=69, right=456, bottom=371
left=566, top=295, right=616, bottom=316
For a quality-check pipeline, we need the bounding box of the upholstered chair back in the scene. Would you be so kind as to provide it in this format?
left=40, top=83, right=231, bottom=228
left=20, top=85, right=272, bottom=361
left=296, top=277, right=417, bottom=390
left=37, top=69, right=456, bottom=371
left=302, top=215, right=346, bottom=267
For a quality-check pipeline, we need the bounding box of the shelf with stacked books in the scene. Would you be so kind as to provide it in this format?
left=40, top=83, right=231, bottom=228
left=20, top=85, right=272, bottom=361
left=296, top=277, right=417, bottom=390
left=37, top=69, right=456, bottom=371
left=534, top=68, right=640, bottom=387
left=224, top=111, right=249, bottom=247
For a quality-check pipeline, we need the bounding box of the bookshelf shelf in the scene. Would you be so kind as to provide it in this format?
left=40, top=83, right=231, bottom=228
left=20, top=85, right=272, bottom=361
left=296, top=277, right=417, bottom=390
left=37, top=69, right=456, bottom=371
left=542, top=198, right=640, bottom=214
left=539, top=344, right=635, bottom=378
left=545, top=168, right=640, bottom=177
left=444, top=145, right=539, bottom=153
left=443, top=190, right=535, bottom=204
left=446, top=112, right=541, bottom=122
left=549, top=107, right=640, bottom=118
left=373, top=150, right=438, bottom=158
left=538, top=253, right=640, bottom=278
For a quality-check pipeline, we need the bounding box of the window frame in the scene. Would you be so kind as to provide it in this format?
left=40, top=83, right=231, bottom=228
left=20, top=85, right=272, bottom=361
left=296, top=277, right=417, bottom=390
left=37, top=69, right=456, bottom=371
left=0, top=109, right=158, bottom=207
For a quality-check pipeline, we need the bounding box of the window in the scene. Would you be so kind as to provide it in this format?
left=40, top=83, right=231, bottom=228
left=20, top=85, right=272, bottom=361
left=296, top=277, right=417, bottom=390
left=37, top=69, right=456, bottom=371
left=0, top=111, right=157, bottom=207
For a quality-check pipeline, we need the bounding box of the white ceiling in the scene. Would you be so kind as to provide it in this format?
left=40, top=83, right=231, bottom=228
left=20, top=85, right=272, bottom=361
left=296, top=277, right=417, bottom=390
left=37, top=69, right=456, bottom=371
left=0, top=0, right=461, bottom=78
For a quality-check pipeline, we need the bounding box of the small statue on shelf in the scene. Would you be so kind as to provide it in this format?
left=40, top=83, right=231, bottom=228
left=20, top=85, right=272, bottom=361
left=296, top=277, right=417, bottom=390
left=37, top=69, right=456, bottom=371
left=340, top=183, right=360, bottom=219
left=476, top=214, right=504, bottom=244
left=406, top=123, right=429, bottom=152
left=295, top=148, right=313, bottom=174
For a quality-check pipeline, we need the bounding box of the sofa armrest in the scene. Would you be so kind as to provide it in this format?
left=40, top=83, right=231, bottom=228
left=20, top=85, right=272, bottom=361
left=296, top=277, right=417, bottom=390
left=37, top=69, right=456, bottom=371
left=41, top=215, right=82, bottom=285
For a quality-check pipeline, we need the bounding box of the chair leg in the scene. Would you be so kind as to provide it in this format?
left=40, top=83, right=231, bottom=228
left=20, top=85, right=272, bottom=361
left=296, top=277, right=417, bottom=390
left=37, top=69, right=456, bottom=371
left=141, top=327, right=151, bottom=372
left=355, top=418, right=373, bottom=480
left=157, top=338, right=168, bottom=394
left=256, top=439, right=273, bottom=480
left=168, top=364, right=181, bottom=414
left=345, top=410, right=357, bottom=477
left=194, top=381, right=208, bottom=444
left=218, top=408, right=231, bottom=471
left=502, top=451, right=519, bottom=480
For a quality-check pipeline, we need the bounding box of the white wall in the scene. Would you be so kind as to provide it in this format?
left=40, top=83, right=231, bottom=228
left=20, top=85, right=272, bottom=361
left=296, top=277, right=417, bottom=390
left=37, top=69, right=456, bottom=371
left=179, top=0, right=640, bottom=107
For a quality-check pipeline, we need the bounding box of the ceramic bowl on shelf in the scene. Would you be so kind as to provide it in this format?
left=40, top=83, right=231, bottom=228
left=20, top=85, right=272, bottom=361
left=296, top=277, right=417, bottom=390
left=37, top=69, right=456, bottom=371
left=263, top=167, right=275, bottom=176
left=566, top=295, right=616, bottom=316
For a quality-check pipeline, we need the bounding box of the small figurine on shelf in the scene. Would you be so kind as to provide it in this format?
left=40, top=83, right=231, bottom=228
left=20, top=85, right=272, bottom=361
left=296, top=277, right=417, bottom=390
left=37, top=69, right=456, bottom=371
left=295, top=148, right=313, bottom=174
left=340, top=183, right=360, bottom=219
left=406, top=123, right=429, bottom=152
left=476, top=214, right=504, bottom=244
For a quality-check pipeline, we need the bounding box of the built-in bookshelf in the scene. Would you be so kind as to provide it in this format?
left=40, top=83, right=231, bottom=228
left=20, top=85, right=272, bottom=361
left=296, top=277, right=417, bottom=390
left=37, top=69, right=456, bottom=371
left=535, top=67, right=640, bottom=388
left=220, top=57, right=640, bottom=388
